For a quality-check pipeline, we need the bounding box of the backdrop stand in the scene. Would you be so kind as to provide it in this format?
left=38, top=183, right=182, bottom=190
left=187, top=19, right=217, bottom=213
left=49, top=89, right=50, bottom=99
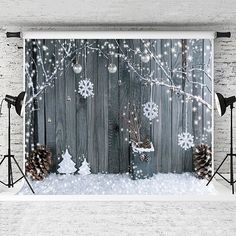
left=207, top=104, right=236, bottom=194
left=0, top=102, right=34, bottom=194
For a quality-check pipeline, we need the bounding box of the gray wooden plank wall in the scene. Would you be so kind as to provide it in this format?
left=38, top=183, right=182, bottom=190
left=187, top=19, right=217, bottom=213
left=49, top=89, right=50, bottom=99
left=25, top=39, right=212, bottom=173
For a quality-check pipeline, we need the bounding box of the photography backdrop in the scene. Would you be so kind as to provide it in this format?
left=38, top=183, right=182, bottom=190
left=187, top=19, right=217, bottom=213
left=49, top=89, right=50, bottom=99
left=24, top=32, right=213, bottom=174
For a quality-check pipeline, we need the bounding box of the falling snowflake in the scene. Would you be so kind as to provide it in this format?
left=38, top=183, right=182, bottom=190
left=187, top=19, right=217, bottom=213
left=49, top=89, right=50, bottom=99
left=143, top=101, right=158, bottom=120
left=78, top=78, right=94, bottom=98
left=178, top=132, right=194, bottom=150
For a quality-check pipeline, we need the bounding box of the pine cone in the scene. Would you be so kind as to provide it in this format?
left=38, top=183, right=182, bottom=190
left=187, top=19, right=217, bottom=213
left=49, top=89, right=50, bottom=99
left=26, top=145, right=52, bottom=180
left=140, top=137, right=152, bottom=149
left=193, top=144, right=212, bottom=179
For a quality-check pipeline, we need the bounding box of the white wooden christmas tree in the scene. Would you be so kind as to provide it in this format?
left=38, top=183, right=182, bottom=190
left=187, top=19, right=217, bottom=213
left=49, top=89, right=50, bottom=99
left=78, top=155, right=91, bottom=176
left=58, top=148, right=77, bottom=174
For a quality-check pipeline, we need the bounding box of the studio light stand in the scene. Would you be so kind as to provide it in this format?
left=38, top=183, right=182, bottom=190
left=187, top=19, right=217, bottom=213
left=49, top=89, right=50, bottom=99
left=207, top=93, right=236, bottom=194
left=0, top=92, right=34, bottom=194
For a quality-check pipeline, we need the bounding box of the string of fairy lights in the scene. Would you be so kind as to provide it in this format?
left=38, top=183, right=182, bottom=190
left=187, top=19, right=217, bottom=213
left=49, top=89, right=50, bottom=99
left=25, top=38, right=212, bottom=154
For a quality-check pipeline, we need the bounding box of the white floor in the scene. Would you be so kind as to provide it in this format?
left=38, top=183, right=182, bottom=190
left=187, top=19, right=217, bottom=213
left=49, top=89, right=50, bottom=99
left=0, top=177, right=236, bottom=235
left=0, top=199, right=236, bottom=236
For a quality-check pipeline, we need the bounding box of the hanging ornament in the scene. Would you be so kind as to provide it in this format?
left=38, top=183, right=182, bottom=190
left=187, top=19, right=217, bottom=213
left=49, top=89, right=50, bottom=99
left=73, top=53, right=82, bottom=74
left=141, top=50, right=150, bottom=63
left=178, top=132, right=194, bottom=150
left=73, top=63, right=82, bottom=74
left=78, top=78, right=94, bottom=98
left=143, top=101, right=158, bottom=121
left=108, top=63, right=117, bottom=73
left=77, top=44, right=94, bottom=99
left=178, top=99, right=194, bottom=150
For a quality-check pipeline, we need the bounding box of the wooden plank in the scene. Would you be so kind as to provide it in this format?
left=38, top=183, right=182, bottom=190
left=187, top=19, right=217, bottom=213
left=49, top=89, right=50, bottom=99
left=140, top=40, right=151, bottom=143
left=118, top=39, right=130, bottom=173
left=108, top=39, right=120, bottom=173
left=160, top=39, right=172, bottom=173
left=55, top=39, right=66, bottom=172
left=25, top=39, right=34, bottom=156
left=96, top=39, right=109, bottom=173
left=183, top=40, right=198, bottom=171
left=180, top=39, right=190, bottom=172
left=76, top=39, right=88, bottom=170
left=203, top=39, right=212, bottom=146
left=190, top=39, right=204, bottom=171
left=171, top=39, right=184, bottom=173
left=87, top=39, right=97, bottom=173
left=128, top=38, right=142, bottom=162
left=143, top=39, right=157, bottom=175
left=65, top=39, right=77, bottom=167
left=151, top=39, right=162, bottom=173
left=36, top=39, right=46, bottom=145
left=44, top=39, right=57, bottom=171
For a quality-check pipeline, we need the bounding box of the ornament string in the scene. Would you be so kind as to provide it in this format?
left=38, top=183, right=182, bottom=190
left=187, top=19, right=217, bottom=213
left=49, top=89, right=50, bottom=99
left=185, top=100, right=188, bottom=132
left=84, top=43, right=87, bottom=79
left=150, top=82, right=153, bottom=103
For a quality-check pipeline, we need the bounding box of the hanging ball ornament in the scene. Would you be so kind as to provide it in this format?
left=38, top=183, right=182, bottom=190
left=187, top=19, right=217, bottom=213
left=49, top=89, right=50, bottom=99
left=73, top=63, right=82, bottom=74
left=141, top=51, right=150, bottom=63
left=108, top=63, right=117, bottom=73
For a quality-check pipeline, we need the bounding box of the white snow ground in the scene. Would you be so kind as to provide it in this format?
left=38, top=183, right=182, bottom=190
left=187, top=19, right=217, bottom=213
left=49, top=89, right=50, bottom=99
left=18, top=172, right=216, bottom=195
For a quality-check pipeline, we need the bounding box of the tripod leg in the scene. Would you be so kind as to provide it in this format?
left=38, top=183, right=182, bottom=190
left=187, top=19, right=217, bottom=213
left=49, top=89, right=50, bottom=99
left=9, top=157, right=14, bottom=187
left=12, top=156, right=35, bottom=194
left=0, top=156, right=7, bottom=166
left=230, top=154, right=234, bottom=194
left=8, top=156, right=12, bottom=188
left=206, top=154, right=229, bottom=186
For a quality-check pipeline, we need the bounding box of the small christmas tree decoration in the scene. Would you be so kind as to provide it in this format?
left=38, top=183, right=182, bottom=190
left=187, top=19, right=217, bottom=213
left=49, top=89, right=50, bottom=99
left=193, top=144, right=212, bottom=179
left=58, top=149, right=77, bottom=174
left=25, top=145, right=52, bottom=181
left=78, top=156, right=91, bottom=176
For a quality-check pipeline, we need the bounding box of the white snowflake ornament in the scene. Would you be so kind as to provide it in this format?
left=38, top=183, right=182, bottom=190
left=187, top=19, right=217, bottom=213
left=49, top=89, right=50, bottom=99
left=78, top=78, right=94, bottom=98
left=143, top=101, right=159, bottom=121
left=178, top=132, right=194, bottom=150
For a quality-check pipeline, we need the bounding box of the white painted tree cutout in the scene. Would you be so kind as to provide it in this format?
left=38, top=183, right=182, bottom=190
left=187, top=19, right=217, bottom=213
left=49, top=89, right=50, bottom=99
left=78, top=155, right=91, bottom=176
left=58, top=148, right=77, bottom=174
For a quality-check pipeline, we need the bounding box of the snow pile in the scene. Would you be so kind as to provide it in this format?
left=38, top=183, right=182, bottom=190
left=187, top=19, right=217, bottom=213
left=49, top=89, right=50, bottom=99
left=18, top=173, right=216, bottom=195
left=132, top=142, right=154, bottom=153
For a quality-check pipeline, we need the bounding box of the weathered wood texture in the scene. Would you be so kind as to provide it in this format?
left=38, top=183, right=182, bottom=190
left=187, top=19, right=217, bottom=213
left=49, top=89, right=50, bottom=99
left=25, top=39, right=212, bottom=173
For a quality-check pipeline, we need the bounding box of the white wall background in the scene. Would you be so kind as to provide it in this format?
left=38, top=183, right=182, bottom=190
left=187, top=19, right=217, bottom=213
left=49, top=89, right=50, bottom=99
left=0, top=1, right=236, bottom=235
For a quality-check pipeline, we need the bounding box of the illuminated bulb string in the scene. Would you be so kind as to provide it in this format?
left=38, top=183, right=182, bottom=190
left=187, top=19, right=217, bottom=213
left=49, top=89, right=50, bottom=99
left=25, top=39, right=212, bottom=110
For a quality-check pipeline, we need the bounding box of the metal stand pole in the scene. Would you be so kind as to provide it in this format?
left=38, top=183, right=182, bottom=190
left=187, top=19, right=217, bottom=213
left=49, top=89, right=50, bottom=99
left=207, top=105, right=235, bottom=194
left=0, top=103, right=34, bottom=194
